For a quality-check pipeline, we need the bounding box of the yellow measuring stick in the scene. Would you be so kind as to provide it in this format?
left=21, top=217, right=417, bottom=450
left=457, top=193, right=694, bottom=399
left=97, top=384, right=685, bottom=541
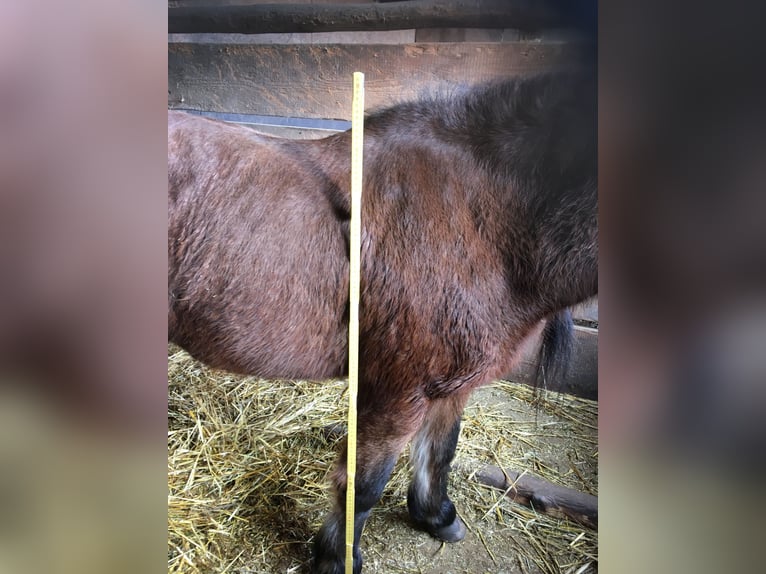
left=345, top=71, right=364, bottom=574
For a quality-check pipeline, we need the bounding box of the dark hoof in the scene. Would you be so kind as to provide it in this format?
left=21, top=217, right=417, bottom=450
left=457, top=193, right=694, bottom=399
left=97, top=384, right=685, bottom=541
left=312, top=540, right=362, bottom=574
left=311, top=554, right=362, bottom=574
left=432, top=515, right=466, bottom=542
left=312, top=517, right=363, bottom=574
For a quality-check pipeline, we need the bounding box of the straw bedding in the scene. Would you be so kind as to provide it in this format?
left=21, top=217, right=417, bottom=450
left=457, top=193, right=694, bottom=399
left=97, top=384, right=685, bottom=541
left=168, top=345, right=597, bottom=574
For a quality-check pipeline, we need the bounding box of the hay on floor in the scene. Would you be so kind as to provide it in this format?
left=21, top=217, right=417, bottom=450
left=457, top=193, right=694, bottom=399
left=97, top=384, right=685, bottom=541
left=168, top=345, right=597, bottom=573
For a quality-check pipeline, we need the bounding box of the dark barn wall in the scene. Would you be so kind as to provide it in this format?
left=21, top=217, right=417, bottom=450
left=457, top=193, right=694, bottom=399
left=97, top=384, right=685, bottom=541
left=168, top=42, right=573, bottom=120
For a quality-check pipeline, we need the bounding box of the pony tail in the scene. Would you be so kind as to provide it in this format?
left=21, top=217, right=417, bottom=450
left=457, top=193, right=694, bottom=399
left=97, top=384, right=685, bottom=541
left=534, top=309, right=574, bottom=394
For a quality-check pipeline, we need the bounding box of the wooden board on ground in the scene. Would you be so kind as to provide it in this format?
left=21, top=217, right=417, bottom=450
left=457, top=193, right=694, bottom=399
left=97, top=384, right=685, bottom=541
left=474, top=465, right=598, bottom=529
left=168, top=42, right=574, bottom=119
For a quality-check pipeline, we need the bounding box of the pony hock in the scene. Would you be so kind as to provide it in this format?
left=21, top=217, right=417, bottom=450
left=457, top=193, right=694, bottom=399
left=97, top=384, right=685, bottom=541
left=168, top=72, right=597, bottom=574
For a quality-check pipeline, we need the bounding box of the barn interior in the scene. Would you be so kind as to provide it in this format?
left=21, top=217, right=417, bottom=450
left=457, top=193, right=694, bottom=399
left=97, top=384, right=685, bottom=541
left=167, top=2, right=598, bottom=572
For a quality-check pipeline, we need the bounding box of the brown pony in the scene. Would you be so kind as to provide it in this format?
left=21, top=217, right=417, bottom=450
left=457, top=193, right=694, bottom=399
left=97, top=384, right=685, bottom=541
left=168, top=72, right=597, bottom=574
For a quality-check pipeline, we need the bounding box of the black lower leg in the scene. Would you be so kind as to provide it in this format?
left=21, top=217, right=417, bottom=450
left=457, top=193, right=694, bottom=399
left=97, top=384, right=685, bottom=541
left=312, top=509, right=368, bottom=574
left=312, top=457, right=396, bottom=574
left=407, top=416, right=466, bottom=542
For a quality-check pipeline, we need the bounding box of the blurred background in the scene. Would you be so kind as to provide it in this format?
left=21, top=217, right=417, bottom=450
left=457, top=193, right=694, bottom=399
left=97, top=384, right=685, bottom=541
left=600, top=1, right=766, bottom=572
left=0, top=1, right=167, bottom=573
left=0, top=1, right=764, bottom=573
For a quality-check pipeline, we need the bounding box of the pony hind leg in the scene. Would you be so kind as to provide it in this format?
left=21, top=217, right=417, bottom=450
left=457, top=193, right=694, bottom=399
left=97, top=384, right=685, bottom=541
left=312, top=404, right=423, bottom=574
left=407, top=394, right=469, bottom=542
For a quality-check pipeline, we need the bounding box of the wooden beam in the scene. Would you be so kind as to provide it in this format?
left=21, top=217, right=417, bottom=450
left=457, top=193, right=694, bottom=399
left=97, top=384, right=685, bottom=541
left=168, top=1, right=565, bottom=35
left=169, top=0, right=374, bottom=6
left=167, top=29, right=416, bottom=45
left=572, top=298, right=598, bottom=324
left=505, top=323, right=597, bottom=400
left=474, top=465, right=598, bottom=529
left=168, top=42, right=574, bottom=120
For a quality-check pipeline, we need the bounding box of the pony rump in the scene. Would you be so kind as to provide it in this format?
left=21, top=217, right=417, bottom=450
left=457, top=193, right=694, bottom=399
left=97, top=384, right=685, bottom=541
left=534, top=310, right=575, bottom=394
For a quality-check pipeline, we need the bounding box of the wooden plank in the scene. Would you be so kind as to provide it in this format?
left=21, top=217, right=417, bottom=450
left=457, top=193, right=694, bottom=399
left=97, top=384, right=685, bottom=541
left=415, top=28, right=504, bottom=43
left=168, top=42, right=574, bottom=119
left=237, top=124, right=336, bottom=139
left=572, top=298, right=598, bottom=324
left=169, top=1, right=374, bottom=6
left=177, top=112, right=343, bottom=139
left=168, top=0, right=565, bottom=34
left=474, top=465, right=597, bottom=529
left=413, top=28, right=578, bottom=42
left=168, top=29, right=416, bottom=44
left=415, top=28, right=524, bottom=42
left=505, top=323, right=597, bottom=400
